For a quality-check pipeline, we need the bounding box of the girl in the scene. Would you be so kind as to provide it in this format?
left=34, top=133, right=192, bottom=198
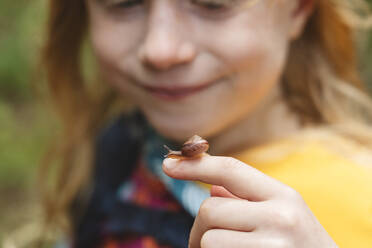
left=40, top=0, right=372, bottom=247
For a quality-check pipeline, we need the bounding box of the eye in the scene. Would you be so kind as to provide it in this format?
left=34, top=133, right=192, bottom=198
left=191, top=0, right=231, bottom=10
left=107, top=0, right=144, bottom=9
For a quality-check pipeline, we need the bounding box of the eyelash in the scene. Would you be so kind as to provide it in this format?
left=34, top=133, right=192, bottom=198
left=191, top=0, right=227, bottom=10
left=112, top=0, right=228, bottom=11
left=115, top=0, right=144, bottom=8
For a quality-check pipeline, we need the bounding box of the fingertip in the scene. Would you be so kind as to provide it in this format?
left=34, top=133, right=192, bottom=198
left=162, top=157, right=178, bottom=171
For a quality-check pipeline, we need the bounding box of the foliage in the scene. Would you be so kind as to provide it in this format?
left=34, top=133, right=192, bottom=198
left=0, top=0, right=45, bottom=102
left=0, top=0, right=48, bottom=185
left=0, top=101, right=53, bottom=188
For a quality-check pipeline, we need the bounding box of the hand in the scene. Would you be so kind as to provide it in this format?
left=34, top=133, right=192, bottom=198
left=162, top=155, right=338, bottom=248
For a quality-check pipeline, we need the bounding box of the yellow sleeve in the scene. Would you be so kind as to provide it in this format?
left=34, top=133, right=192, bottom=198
left=235, top=141, right=372, bottom=248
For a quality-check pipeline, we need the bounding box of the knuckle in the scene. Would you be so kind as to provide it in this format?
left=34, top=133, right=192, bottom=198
left=200, top=230, right=216, bottom=248
left=219, top=157, right=246, bottom=186
left=269, top=237, right=293, bottom=248
left=271, top=206, right=299, bottom=230
left=198, top=198, right=217, bottom=224
left=283, top=187, right=303, bottom=201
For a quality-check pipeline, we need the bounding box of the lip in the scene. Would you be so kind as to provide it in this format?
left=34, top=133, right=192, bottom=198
left=139, top=80, right=219, bottom=101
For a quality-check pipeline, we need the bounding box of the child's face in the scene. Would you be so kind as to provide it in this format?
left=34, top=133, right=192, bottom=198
left=86, top=0, right=310, bottom=141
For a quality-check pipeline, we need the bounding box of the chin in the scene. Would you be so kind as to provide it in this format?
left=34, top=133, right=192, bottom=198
left=143, top=112, right=214, bottom=142
left=152, top=120, right=203, bottom=142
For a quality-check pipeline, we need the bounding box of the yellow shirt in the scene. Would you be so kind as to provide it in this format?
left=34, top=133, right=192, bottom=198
left=230, top=136, right=372, bottom=248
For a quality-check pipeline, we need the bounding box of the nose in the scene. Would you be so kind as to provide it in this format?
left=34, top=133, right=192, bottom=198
left=138, top=2, right=196, bottom=70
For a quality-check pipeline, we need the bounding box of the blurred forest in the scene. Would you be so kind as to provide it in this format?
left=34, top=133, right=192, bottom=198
left=0, top=0, right=54, bottom=246
left=1, top=0, right=372, bottom=247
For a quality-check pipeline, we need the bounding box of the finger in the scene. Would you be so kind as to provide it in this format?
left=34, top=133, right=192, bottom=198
left=189, top=197, right=268, bottom=248
left=163, top=156, right=284, bottom=201
left=210, top=185, right=240, bottom=199
left=197, top=229, right=285, bottom=248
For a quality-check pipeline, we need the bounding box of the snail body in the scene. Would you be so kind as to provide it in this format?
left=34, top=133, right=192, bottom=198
left=164, top=135, right=209, bottom=159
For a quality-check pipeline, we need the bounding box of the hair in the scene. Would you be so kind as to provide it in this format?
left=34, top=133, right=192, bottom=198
left=36, top=0, right=372, bottom=244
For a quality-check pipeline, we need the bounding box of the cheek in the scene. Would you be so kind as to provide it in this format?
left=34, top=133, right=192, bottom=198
left=231, top=36, right=288, bottom=117
left=204, top=11, right=290, bottom=91
left=196, top=12, right=288, bottom=76
left=86, top=5, right=144, bottom=76
left=189, top=12, right=291, bottom=131
left=206, top=26, right=288, bottom=107
left=197, top=0, right=292, bottom=73
left=90, top=25, right=136, bottom=66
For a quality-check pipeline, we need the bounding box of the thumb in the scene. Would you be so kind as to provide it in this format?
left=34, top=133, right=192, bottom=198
left=210, top=185, right=240, bottom=199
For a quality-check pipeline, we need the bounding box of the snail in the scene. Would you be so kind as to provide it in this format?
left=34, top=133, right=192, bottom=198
left=164, top=135, right=209, bottom=159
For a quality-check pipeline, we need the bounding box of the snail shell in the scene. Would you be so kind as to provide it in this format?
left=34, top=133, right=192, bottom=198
left=181, top=135, right=209, bottom=157
left=164, top=135, right=209, bottom=159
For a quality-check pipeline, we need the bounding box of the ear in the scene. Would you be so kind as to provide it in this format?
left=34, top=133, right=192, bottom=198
left=289, top=0, right=315, bottom=40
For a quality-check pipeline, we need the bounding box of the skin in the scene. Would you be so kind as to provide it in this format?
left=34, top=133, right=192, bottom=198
left=85, top=0, right=338, bottom=246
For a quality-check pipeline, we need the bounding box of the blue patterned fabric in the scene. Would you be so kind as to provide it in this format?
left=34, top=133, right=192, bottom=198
left=72, top=110, right=211, bottom=247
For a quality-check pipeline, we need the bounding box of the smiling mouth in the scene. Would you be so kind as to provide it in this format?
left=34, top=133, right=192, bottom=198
left=139, top=79, right=221, bottom=101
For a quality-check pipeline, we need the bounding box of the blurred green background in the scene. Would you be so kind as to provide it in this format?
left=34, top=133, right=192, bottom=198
left=0, top=0, right=54, bottom=246
left=1, top=0, right=372, bottom=247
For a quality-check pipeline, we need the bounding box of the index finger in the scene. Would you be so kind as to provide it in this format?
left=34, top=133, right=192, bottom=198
left=162, top=155, right=284, bottom=201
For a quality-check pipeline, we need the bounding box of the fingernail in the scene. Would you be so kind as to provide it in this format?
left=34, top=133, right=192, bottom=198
left=163, top=158, right=178, bottom=170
